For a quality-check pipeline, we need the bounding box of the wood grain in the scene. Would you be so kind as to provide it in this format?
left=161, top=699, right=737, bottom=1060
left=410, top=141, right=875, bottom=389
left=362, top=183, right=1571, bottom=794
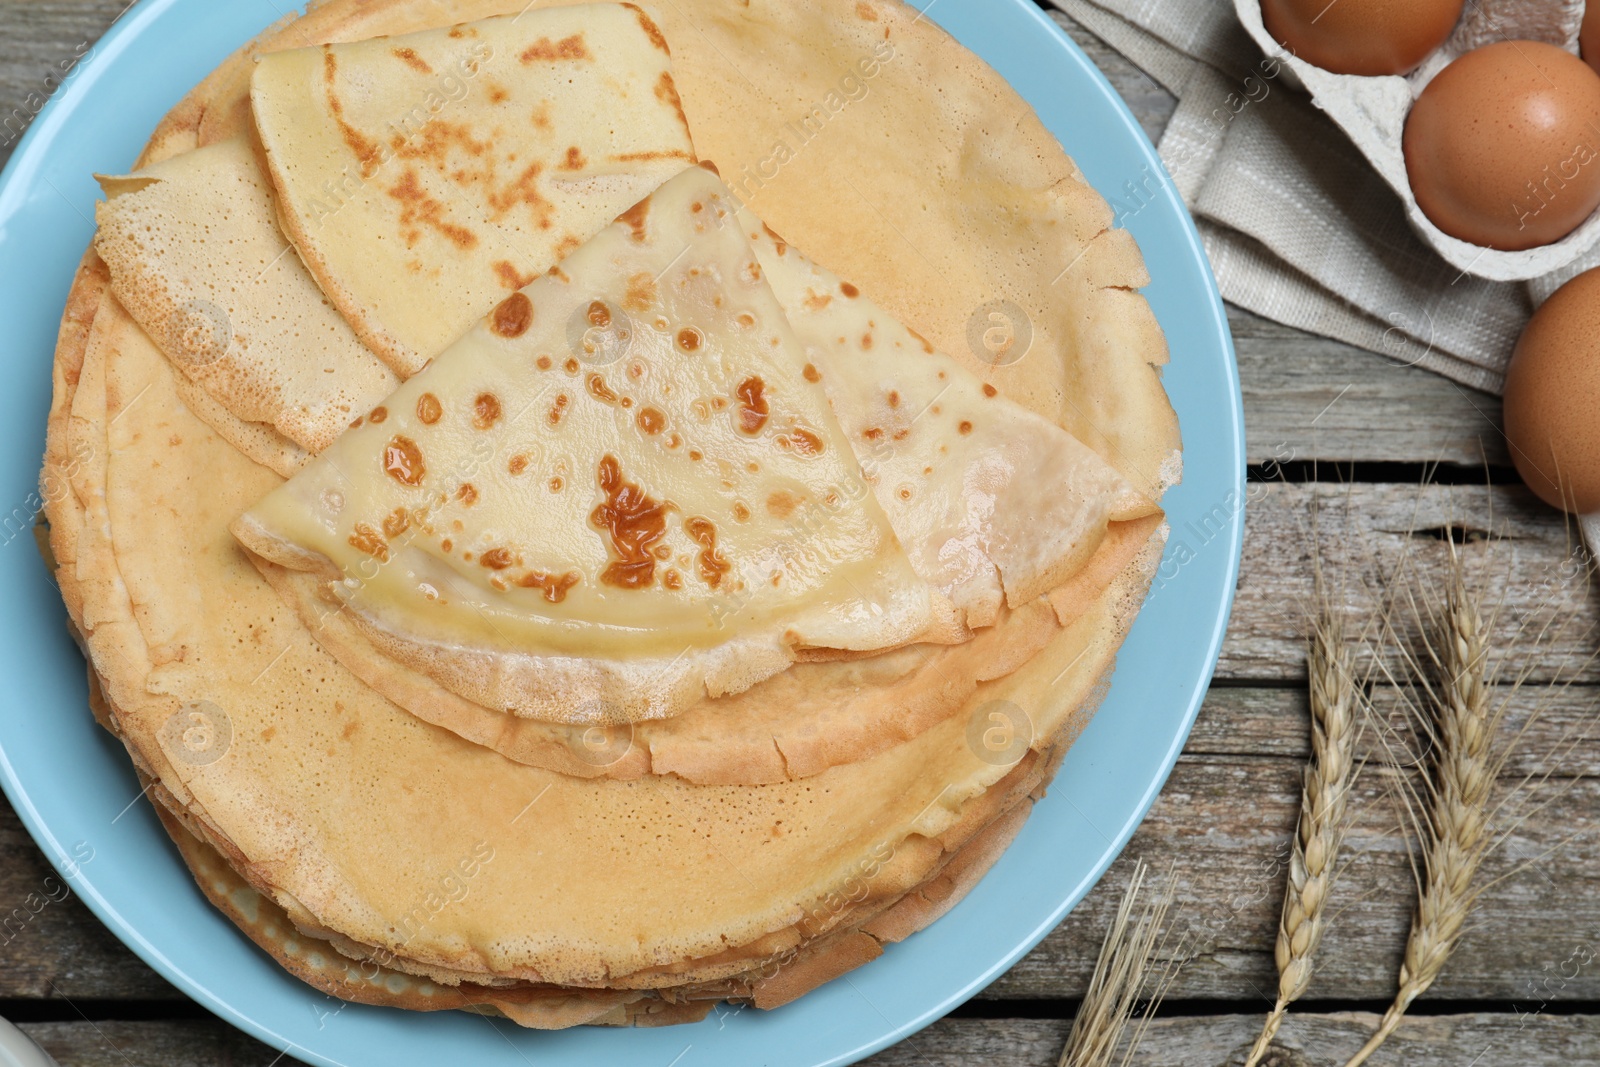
left=1232, top=307, right=1508, bottom=469
left=1219, top=483, right=1597, bottom=684
left=995, top=751, right=1600, bottom=1003
left=1189, top=685, right=1600, bottom=780
left=0, top=806, right=179, bottom=1000
left=0, top=0, right=128, bottom=170
left=860, top=1014, right=1600, bottom=1066
left=19, top=1019, right=294, bottom=1066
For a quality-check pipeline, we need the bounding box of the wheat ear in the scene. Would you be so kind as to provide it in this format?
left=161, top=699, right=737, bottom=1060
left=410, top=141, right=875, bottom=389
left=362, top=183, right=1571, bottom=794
left=1343, top=545, right=1493, bottom=1067
left=1059, top=860, right=1180, bottom=1067
left=1244, top=590, right=1360, bottom=1067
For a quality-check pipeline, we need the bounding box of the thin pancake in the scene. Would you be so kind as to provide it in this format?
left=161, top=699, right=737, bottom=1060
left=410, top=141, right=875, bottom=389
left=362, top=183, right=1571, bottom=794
left=148, top=798, right=647, bottom=1029
left=252, top=516, right=1157, bottom=783
left=41, top=251, right=107, bottom=639
left=146, top=752, right=1036, bottom=1020
left=234, top=165, right=940, bottom=725
left=656, top=0, right=1181, bottom=496
left=205, top=0, right=1180, bottom=496
left=95, top=138, right=399, bottom=454
left=62, top=333, right=1140, bottom=1003
left=168, top=371, right=311, bottom=477
left=250, top=3, right=697, bottom=375
left=34, top=0, right=1177, bottom=1023
left=743, top=205, right=1159, bottom=626
left=140, top=650, right=1070, bottom=996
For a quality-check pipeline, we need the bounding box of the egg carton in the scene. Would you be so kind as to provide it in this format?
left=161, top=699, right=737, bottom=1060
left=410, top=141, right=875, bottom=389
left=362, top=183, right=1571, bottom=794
left=1234, top=0, right=1597, bottom=282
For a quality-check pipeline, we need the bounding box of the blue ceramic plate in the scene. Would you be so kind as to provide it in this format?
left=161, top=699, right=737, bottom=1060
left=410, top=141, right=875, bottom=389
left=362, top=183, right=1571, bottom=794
left=0, top=1, right=1242, bottom=1064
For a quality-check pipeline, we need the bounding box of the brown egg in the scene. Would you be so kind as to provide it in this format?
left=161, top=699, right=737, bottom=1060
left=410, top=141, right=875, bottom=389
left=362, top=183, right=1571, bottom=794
left=1504, top=267, right=1600, bottom=513
left=1262, top=0, right=1463, bottom=76
left=1404, top=41, right=1600, bottom=251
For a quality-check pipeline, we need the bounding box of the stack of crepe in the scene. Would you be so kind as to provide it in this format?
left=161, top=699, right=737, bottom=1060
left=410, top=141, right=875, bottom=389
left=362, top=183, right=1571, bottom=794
left=40, top=0, right=1180, bottom=1029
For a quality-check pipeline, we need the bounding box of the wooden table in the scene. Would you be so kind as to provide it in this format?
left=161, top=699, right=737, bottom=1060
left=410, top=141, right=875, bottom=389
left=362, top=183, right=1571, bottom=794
left=3, top=2, right=1596, bottom=1063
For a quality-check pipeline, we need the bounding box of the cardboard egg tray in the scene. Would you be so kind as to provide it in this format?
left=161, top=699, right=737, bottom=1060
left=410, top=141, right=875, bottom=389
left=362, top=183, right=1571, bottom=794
left=1234, top=0, right=1598, bottom=281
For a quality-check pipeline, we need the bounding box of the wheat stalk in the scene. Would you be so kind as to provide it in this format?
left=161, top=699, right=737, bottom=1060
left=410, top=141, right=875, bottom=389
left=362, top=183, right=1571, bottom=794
left=1244, top=584, right=1361, bottom=1067
left=1059, top=859, right=1181, bottom=1067
left=1343, top=542, right=1494, bottom=1067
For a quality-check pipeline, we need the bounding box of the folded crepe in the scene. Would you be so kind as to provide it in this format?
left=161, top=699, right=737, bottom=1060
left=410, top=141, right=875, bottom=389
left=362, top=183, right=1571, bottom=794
left=93, top=4, right=701, bottom=470
left=232, top=164, right=1158, bottom=737
left=94, top=138, right=398, bottom=457
left=739, top=204, right=1160, bottom=631
left=225, top=186, right=1159, bottom=776
left=233, top=164, right=941, bottom=725
left=250, top=2, right=696, bottom=376
left=248, top=519, right=1158, bottom=782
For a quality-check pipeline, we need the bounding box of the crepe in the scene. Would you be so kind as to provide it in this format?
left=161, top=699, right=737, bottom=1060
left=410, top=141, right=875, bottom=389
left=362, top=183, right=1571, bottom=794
left=147, top=797, right=655, bottom=1029
left=59, top=303, right=1149, bottom=987
left=198, top=0, right=1177, bottom=501
left=234, top=164, right=940, bottom=725
left=94, top=138, right=399, bottom=455
left=145, top=735, right=1041, bottom=1020
left=557, top=0, right=1180, bottom=499
left=248, top=517, right=1158, bottom=782
left=742, top=206, right=1160, bottom=630
left=251, top=3, right=697, bottom=376
left=227, top=174, right=1163, bottom=772
left=167, top=372, right=310, bottom=478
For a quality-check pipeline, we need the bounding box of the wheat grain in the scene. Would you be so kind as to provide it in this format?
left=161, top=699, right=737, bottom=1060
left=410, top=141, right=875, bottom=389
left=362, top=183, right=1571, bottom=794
left=1244, top=589, right=1361, bottom=1067
left=1343, top=543, right=1494, bottom=1067
left=1058, top=860, right=1180, bottom=1067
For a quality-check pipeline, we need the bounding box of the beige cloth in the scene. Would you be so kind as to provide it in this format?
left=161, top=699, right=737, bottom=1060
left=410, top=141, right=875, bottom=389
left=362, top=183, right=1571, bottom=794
left=1051, top=0, right=1600, bottom=396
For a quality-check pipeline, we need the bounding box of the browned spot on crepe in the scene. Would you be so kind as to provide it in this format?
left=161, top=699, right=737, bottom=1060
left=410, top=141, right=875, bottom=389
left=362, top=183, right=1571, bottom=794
left=383, top=435, right=425, bottom=485
left=491, top=292, right=533, bottom=337
left=617, top=198, right=650, bottom=242
left=591, top=454, right=668, bottom=589
left=391, top=47, right=431, bottom=74
left=519, top=34, right=590, bottom=62
left=684, top=515, right=730, bottom=588
left=736, top=376, right=768, bottom=433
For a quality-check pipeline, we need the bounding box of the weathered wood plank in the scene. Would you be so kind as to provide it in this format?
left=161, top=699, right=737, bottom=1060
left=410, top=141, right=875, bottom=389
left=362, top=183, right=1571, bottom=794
left=14, top=1012, right=1600, bottom=1066
left=0, top=0, right=129, bottom=171
left=993, top=756, right=1600, bottom=1002
left=1232, top=307, right=1509, bottom=469
left=1187, top=685, right=1600, bottom=779
left=862, top=1013, right=1600, bottom=1067
left=0, top=804, right=180, bottom=1000
left=20, top=1019, right=298, bottom=1067
left=1218, top=482, right=1597, bottom=684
